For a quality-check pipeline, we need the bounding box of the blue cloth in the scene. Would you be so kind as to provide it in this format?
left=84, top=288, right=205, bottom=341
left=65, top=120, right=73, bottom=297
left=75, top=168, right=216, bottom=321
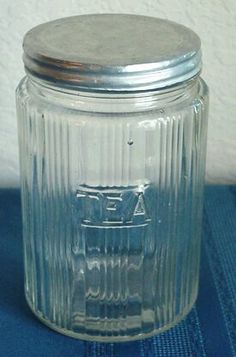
left=0, top=186, right=236, bottom=357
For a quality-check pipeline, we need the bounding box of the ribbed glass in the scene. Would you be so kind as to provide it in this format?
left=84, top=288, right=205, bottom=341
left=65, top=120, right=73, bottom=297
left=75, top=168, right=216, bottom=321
left=16, top=77, right=208, bottom=342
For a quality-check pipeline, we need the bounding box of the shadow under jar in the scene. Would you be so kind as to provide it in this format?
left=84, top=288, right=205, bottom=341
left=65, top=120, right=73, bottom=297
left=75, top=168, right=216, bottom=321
left=16, top=14, right=209, bottom=342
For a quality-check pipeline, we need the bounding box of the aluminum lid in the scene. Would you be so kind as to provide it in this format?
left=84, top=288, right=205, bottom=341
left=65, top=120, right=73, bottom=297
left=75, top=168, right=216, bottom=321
left=23, top=14, right=202, bottom=92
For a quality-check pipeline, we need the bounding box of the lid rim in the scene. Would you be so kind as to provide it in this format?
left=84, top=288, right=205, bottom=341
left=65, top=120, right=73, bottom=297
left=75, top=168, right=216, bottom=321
left=23, top=14, right=202, bottom=92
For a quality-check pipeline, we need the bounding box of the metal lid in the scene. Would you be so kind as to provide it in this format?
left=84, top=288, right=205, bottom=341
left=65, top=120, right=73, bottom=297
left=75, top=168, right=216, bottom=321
left=23, top=14, right=201, bottom=92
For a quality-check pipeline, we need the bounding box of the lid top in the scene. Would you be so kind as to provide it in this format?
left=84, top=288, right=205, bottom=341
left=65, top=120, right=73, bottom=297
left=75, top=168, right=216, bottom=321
left=23, top=14, right=202, bottom=92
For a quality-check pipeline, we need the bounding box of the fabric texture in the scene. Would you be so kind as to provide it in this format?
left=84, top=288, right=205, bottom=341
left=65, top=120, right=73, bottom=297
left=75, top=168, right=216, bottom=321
left=0, top=186, right=235, bottom=356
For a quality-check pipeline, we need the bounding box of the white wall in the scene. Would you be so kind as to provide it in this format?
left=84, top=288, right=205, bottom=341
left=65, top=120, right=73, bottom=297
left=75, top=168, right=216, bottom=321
left=0, top=0, right=235, bottom=187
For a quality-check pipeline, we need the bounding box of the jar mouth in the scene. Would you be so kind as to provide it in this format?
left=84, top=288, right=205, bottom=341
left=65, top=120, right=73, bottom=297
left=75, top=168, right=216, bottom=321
left=23, top=14, right=202, bottom=92
left=26, top=75, right=202, bottom=114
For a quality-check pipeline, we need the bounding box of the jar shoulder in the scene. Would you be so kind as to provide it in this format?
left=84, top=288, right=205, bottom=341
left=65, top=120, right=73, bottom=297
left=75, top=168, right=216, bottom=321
left=16, top=76, right=209, bottom=120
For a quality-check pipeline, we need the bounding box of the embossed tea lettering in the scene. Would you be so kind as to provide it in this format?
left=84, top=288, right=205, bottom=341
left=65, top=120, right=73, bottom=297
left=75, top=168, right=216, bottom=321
left=76, top=185, right=151, bottom=228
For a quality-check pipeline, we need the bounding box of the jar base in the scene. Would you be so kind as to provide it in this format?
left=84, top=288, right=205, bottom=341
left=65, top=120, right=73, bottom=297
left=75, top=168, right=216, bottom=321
left=25, top=294, right=197, bottom=343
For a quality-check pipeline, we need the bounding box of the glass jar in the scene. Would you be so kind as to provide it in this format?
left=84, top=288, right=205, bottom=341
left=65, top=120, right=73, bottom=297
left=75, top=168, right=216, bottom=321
left=16, top=14, right=209, bottom=342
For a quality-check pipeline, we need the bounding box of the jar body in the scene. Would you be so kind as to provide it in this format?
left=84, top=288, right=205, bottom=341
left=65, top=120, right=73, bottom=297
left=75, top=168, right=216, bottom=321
left=16, top=77, right=208, bottom=342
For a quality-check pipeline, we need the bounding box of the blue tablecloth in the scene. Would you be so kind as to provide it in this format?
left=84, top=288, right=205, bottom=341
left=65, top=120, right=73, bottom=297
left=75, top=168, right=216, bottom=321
left=0, top=186, right=236, bottom=356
